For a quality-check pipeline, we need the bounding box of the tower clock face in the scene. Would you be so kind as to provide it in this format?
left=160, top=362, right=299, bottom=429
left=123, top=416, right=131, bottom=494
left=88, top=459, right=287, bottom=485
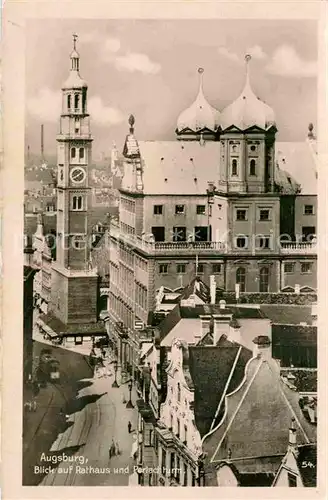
left=70, top=167, right=86, bottom=184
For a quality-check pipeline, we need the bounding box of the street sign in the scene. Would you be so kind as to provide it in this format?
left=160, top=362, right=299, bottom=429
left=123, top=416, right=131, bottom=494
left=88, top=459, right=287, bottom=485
left=134, top=320, right=144, bottom=330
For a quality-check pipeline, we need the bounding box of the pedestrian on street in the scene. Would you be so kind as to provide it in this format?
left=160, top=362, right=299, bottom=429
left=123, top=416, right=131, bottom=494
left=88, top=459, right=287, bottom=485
left=115, top=440, right=121, bottom=456
left=128, top=421, right=132, bottom=434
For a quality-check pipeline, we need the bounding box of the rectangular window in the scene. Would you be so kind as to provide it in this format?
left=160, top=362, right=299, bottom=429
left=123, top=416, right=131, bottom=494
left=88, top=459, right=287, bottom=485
left=173, top=226, right=186, bottom=242
left=197, top=263, right=204, bottom=273
left=184, top=425, right=188, bottom=444
left=161, top=449, right=166, bottom=476
left=236, top=209, right=247, bottom=221
left=196, top=205, right=206, bottom=215
left=257, top=236, right=271, bottom=249
left=302, top=226, right=316, bottom=242
left=159, top=264, right=168, bottom=274
left=236, top=236, right=248, bottom=249
left=74, top=118, right=80, bottom=134
left=288, top=473, right=297, bottom=487
left=176, top=456, right=180, bottom=483
left=170, top=452, right=175, bottom=475
left=72, top=235, right=85, bottom=249
left=301, top=262, right=313, bottom=274
left=153, top=204, right=163, bottom=215
left=304, top=205, right=314, bottom=215
left=183, top=463, right=188, bottom=486
left=194, top=226, right=209, bottom=241
left=213, top=264, right=221, bottom=274
left=151, top=226, right=165, bottom=242
left=191, top=471, right=196, bottom=486
left=176, top=419, right=180, bottom=438
left=259, top=209, right=270, bottom=221
left=79, top=147, right=84, bottom=160
left=175, top=204, right=185, bottom=214
left=284, top=262, right=295, bottom=273
left=177, top=263, right=186, bottom=274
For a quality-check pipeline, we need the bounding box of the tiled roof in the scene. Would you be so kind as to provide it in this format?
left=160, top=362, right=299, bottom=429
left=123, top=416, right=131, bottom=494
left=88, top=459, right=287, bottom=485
left=131, top=140, right=316, bottom=195
left=296, top=444, right=317, bottom=487
left=189, top=343, right=252, bottom=437
left=275, top=142, right=317, bottom=195
left=39, top=313, right=106, bottom=336
left=179, top=304, right=266, bottom=319
left=206, top=357, right=317, bottom=467
left=260, top=305, right=313, bottom=325
left=280, top=369, right=317, bottom=393
left=272, top=324, right=317, bottom=347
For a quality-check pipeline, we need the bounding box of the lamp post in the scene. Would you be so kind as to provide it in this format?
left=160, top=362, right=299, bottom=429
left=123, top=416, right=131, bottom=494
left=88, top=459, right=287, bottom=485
left=126, top=378, right=134, bottom=409
left=112, top=359, right=119, bottom=388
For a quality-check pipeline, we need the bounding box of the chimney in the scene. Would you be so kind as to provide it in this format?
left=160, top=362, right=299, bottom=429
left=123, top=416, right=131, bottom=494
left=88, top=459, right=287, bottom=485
left=228, top=319, right=241, bottom=344
left=210, top=275, right=216, bottom=304
left=288, top=418, right=299, bottom=456
left=213, top=313, right=231, bottom=345
left=252, top=335, right=271, bottom=361
left=198, top=315, right=211, bottom=344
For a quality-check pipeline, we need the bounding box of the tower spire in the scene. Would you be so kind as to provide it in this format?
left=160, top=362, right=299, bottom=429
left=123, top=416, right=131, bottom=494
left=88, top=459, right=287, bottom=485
left=70, top=33, right=80, bottom=72
left=244, top=54, right=252, bottom=92
left=197, top=67, right=204, bottom=96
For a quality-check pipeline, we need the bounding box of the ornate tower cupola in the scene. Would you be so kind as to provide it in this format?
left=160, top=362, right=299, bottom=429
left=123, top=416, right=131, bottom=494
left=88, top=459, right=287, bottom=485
left=219, top=55, right=277, bottom=194
left=176, top=68, right=220, bottom=141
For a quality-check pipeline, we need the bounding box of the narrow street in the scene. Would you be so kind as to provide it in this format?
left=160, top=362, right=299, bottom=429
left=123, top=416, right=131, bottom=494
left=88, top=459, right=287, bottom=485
left=39, top=362, right=139, bottom=486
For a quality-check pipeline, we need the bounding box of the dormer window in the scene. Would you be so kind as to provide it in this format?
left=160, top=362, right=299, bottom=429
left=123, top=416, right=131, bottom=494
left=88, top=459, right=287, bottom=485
left=177, top=383, right=181, bottom=403
left=232, top=159, right=238, bottom=176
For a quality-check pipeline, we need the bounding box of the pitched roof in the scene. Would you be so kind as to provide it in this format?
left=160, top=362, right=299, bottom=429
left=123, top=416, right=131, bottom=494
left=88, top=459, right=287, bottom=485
left=276, top=142, right=317, bottom=195
left=205, top=356, right=317, bottom=469
left=296, top=444, right=317, bottom=487
left=130, top=140, right=316, bottom=195
left=189, top=343, right=252, bottom=437
left=272, top=324, right=317, bottom=347
left=260, top=305, right=313, bottom=325
left=180, top=277, right=210, bottom=303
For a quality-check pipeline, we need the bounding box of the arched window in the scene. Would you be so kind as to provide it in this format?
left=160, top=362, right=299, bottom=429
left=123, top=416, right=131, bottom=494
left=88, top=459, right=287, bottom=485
left=67, top=95, right=71, bottom=111
left=232, top=159, right=238, bottom=176
left=72, top=195, right=83, bottom=210
left=259, top=267, right=269, bottom=293
left=79, top=147, right=84, bottom=160
left=250, top=159, right=256, bottom=176
left=71, top=147, right=76, bottom=159
left=74, top=94, right=80, bottom=110
left=236, top=267, right=246, bottom=292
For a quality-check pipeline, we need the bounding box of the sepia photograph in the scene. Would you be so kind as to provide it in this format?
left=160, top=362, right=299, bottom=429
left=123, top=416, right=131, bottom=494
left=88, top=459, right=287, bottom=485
left=4, top=10, right=322, bottom=493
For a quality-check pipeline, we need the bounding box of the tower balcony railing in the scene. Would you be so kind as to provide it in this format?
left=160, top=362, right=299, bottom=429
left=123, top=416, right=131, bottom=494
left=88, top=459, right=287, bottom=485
left=280, top=242, right=317, bottom=255
left=57, top=132, right=92, bottom=140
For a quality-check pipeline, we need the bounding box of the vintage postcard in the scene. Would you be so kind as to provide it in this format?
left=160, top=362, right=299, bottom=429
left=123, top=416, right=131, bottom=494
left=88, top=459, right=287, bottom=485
left=1, top=0, right=327, bottom=499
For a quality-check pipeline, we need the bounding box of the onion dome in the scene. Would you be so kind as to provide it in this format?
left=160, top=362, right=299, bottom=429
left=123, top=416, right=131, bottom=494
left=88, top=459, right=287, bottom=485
left=176, top=68, right=220, bottom=133
left=62, top=34, right=88, bottom=90
left=220, top=55, right=276, bottom=131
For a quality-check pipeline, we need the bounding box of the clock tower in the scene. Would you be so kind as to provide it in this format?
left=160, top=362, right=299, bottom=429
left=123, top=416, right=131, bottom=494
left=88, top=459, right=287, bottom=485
left=49, top=35, right=100, bottom=327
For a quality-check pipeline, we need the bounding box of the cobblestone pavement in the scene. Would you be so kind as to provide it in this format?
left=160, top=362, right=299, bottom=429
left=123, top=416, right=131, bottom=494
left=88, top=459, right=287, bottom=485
left=39, top=350, right=139, bottom=486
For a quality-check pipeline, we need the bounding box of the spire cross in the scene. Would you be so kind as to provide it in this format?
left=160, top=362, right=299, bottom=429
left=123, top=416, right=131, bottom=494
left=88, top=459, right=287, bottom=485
left=198, top=67, right=204, bottom=92
left=73, top=33, right=78, bottom=50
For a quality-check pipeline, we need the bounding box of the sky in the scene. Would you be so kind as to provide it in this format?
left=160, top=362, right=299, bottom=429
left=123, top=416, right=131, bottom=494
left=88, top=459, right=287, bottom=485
left=25, top=18, right=318, bottom=160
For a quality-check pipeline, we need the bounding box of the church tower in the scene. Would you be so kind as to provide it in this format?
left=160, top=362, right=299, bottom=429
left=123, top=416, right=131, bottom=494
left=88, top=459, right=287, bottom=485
left=50, top=35, right=99, bottom=326
left=219, top=55, right=277, bottom=194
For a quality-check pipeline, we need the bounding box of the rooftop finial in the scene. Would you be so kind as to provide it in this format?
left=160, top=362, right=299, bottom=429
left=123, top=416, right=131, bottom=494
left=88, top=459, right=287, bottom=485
left=73, top=33, right=78, bottom=51
left=244, top=54, right=252, bottom=89
left=198, top=67, right=204, bottom=94
left=129, top=114, right=135, bottom=134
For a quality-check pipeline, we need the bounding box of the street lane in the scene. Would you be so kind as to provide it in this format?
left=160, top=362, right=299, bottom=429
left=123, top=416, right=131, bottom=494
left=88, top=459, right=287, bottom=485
left=40, top=364, right=138, bottom=486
